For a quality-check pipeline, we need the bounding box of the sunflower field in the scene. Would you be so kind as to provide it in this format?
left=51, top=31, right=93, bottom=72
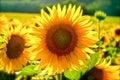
left=0, top=0, right=120, bottom=80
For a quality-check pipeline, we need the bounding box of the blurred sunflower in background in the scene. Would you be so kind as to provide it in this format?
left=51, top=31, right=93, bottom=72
left=112, top=24, right=120, bottom=41
left=116, top=54, right=120, bottom=65
left=0, top=16, right=9, bottom=25
left=101, top=31, right=110, bottom=48
left=81, top=59, right=120, bottom=80
left=0, top=16, right=9, bottom=49
left=0, top=17, right=35, bottom=73
left=30, top=4, right=96, bottom=74
left=9, top=19, right=23, bottom=27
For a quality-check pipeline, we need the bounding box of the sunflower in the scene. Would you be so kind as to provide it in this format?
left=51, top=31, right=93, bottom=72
left=112, top=24, right=120, bottom=41
left=0, top=16, right=9, bottom=32
left=101, top=35, right=109, bottom=48
left=0, top=16, right=9, bottom=50
left=0, top=18, right=35, bottom=73
left=0, top=16, right=8, bottom=24
left=31, top=4, right=96, bottom=74
left=81, top=59, right=120, bottom=80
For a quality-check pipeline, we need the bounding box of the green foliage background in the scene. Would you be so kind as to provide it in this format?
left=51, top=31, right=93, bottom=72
left=0, top=0, right=120, bottom=16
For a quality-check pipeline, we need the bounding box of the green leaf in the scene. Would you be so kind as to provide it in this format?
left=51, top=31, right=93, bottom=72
left=96, top=41, right=103, bottom=47
left=80, top=66, right=88, bottom=76
left=116, top=48, right=120, bottom=53
left=64, top=70, right=81, bottom=80
left=87, top=52, right=99, bottom=70
left=105, top=47, right=115, bottom=52
left=20, top=64, right=41, bottom=76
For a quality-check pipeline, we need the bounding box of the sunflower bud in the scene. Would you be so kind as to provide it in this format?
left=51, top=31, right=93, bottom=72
left=94, top=11, right=106, bottom=21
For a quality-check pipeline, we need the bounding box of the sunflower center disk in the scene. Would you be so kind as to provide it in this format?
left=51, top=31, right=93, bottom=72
left=46, top=24, right=77, bottom=56
left=53, top=28, right=72, bottom=49
left=80, top=67, right=103, bottom=80
left=115, top=29, right=120, bottom=35
left=6, top=35, right=25, bottom=59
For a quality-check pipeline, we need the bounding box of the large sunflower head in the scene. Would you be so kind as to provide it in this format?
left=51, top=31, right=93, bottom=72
left=81, top=59, right=120, bottom=80
left=0, top=18, right=35, bottom=73
left=31, top=4, right=96, bottom=74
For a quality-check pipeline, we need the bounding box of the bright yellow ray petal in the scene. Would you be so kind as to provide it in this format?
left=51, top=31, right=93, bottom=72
left=57, top=4, right=62, bottom=18
left=61, top=5, right=66, bottom=18
left=69, top=5, right=76, bottom=20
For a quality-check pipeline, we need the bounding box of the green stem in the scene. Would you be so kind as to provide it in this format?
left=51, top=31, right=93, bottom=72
left=59, top=73, right=63, bottom=80
left=98, top=20, right=101, bottom=50
left=55, top=75, right=59, bottom=80
left=55, top=74, right=62, bottom=80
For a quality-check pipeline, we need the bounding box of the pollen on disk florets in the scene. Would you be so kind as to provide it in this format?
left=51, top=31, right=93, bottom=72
left=46, top=24, right=77, bottom=56
left=6, top=35, right=25, bottom=59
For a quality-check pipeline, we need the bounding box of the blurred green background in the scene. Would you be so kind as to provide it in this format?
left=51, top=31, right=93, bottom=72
left=0, top=0, right=120, bottom=16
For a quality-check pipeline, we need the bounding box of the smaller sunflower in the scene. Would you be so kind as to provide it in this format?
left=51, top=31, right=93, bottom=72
left=112, top=24, right=120, bottom=41
left=0, top=18, right=35, bottom=73
left=81, top=59, right=120, bottom=80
